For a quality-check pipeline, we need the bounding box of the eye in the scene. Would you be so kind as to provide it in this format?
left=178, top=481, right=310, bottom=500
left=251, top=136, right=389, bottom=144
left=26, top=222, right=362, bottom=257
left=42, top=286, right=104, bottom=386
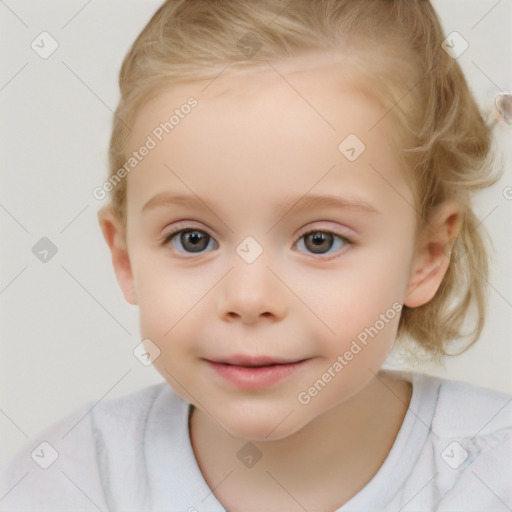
left=162, top=226, right=353, bottom=258
left=163, top=228, right=218, bottom=254
left=294, top=229, right=352, bottom=258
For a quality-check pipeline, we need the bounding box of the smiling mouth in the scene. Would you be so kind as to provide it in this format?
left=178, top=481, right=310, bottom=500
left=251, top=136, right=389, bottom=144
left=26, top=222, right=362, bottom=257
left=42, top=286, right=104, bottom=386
left=206, top=355, right=306, bottom=367
left=204, top=356, right=310, bottom=390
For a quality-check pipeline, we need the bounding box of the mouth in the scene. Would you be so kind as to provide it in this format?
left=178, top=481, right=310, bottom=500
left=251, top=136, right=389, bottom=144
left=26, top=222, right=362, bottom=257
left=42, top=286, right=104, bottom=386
left=204, top=355, right=309, bottom=390
left=208, top=355, right=303, bottom=367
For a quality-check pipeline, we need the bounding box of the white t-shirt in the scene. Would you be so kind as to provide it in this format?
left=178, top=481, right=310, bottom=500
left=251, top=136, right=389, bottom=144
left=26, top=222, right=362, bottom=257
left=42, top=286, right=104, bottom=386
left=0, top=371, right=511, bottom=511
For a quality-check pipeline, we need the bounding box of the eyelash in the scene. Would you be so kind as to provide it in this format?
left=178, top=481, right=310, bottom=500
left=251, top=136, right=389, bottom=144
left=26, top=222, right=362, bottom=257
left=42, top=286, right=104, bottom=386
left=161, top=224, right=354, bottom=260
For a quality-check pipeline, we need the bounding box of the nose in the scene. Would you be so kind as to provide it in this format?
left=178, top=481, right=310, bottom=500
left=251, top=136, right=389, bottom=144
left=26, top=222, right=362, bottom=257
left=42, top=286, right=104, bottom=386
left=217, top=257, right=288, bottom=324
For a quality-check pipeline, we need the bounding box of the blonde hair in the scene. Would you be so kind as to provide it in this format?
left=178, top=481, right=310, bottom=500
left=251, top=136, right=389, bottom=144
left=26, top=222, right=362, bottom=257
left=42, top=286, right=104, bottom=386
left=107, top=0, right=502, bottom=361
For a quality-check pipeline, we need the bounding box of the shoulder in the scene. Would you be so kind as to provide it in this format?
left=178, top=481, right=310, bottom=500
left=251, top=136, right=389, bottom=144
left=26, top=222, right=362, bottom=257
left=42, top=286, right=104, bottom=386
left=408, top=373, right=512, bottom=510
left=425, top=373, right=512, bottom=436
left=0, top=382, right=179, bottom=511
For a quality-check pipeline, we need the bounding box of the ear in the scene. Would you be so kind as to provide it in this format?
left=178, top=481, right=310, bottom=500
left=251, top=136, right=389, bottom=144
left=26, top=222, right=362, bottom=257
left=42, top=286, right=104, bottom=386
left=404, top=201, right=462, bottom=308
left=97, top=206, right=137, bottom=305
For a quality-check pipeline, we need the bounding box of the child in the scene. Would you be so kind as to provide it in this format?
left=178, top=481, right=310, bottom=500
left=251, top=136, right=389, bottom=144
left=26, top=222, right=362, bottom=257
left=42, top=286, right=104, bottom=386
left=1, top=0, right=511, bottom=510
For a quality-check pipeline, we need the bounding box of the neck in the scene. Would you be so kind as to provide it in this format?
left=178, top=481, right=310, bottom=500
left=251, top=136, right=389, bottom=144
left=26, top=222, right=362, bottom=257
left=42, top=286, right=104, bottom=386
left=189, top=370, right=412, bottom=512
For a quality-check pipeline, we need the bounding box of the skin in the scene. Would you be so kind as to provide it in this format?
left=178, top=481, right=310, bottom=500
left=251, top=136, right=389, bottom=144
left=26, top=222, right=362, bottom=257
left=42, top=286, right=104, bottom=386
left=99, top=52, right=461, bottom=511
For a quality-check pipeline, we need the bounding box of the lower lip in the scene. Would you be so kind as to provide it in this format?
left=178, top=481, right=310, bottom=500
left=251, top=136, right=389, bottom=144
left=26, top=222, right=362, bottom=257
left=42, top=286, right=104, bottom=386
left=207, top=360, right=306, bottom=390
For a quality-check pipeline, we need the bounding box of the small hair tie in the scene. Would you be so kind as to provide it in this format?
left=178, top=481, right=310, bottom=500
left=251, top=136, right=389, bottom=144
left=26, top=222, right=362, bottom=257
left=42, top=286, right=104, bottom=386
left=495, top=93, right=512, bottom=124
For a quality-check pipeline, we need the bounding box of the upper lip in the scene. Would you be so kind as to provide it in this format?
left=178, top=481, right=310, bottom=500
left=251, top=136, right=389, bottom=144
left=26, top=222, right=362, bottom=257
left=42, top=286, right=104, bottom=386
left=206, top=355, right=305, bottom=367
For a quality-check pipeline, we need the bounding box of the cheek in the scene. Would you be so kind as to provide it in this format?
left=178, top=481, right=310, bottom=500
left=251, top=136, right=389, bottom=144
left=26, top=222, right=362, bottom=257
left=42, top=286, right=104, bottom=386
left=294, top=253, right=407, bottom=368
left=297, top=258, right=406, bottom=330
left=295, top=302, right=401, bottom=414
left=134, top=258, right=215, bottom=357
left=131, top=255, right=185, bottom=336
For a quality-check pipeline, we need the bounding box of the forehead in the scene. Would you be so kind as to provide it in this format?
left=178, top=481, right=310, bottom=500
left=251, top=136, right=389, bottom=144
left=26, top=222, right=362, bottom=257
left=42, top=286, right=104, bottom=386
left=125, top=52, right=412, bottom=219
left=128, top=51, right=385, bottom=148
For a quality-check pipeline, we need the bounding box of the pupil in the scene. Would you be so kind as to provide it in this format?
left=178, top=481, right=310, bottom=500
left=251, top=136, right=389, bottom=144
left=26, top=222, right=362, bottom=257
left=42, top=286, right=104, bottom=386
left=307, top=232, right=332, bottom=253
left=183, top=230, right=207, bottom=252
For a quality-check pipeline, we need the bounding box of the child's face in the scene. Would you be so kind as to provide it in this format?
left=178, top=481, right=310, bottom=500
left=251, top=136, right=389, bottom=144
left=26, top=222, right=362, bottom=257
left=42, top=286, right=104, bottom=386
left=107, top=54, right=442, bottom=440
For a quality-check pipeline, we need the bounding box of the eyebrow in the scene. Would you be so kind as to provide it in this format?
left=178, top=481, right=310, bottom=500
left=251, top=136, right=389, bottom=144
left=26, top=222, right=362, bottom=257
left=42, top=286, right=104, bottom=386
left=273, top=193, right=379, bottom=218
left=141, top=192, right=380, bottom=218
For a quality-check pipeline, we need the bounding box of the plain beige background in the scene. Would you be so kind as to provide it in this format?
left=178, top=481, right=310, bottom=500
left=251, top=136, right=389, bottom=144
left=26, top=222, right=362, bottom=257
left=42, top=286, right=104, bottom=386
left=1, top=0, right=511, bottom=467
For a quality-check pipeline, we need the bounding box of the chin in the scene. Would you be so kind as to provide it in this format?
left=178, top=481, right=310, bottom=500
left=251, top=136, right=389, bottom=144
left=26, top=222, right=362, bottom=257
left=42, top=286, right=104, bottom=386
left=212, top=401, right=308, bottom=442
left=223, top=421, right=299, bottom=442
